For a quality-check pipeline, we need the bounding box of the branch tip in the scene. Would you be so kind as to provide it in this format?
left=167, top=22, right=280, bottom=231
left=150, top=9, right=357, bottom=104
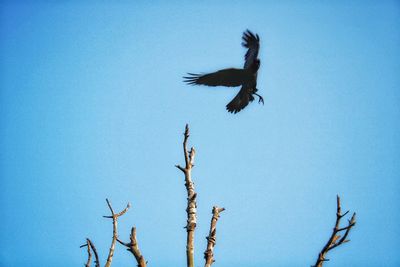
left=313, top=196, right=356, bottom=267
left=204, top=205, right=225, bottom=267
left=104, top=200, right=130, bottom=267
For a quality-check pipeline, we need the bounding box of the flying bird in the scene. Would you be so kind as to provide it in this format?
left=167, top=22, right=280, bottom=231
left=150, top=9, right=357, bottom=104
left=184, top=30, right=263, bottom=114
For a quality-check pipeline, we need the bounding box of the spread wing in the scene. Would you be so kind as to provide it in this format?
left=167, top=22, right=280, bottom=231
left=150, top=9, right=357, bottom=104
left=226, top=85, right=255, bottom=114
left=183, top=68, right=246, bottom=87
left=242, top=30, right=260, bottom=69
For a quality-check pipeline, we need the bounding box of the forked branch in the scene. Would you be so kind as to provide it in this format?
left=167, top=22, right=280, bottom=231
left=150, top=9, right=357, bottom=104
left=313, top=195, right=356, bottom=267
left=175, top=124, right=197, bottom=267
left=80, top=238, right=100, bottom=267
left=117, top=227, right=147, bottom=267
left=80, top=239, right=92, bottom=267
left=103, top=199, right=131, bottom=267
left=204, top=206, right=225, bottom=267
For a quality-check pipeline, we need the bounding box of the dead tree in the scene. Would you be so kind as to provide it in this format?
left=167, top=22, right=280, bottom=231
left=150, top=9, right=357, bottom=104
left=81, top=124, right=224, bottom=267
left=80, top=125, right=355, bottom=267
left=312, top=195, right=356, bottom=267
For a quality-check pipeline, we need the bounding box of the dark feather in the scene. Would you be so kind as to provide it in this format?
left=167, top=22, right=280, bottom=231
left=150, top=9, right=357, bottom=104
left=183, top=68, right=251, bottom=87
left=226, top=85, right=255, bottom=114
left=242, top=30, right=260, bottom=69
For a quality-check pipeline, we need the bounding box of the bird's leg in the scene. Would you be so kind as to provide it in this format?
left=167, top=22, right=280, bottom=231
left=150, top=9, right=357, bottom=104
left=254, top=93, right=264, bottom=105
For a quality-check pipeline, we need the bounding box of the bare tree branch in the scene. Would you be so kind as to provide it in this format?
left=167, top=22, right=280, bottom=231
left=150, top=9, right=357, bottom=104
left=204, top=206, right=225, bottom=267
left=103, top=199, right=131, bottom=267
left=80, top=238, right=100, bottom=267
left=80, top=239, right=92, bottom=267
left=117, top=227, right=147, bottom=267
left=175, top=124, right=197, bottom=267
left=89, top=239, right=100, bottom=267
left=313, top=195, right=356, bottom=267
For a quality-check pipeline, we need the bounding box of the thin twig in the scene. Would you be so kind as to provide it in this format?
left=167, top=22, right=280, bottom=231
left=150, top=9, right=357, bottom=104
left=313, top=195, right=356, bottom=267
left=80, top=239, right=92, bottom=267
left=103, top=199, right=131, bottom=267
left=89, top=239, right=100, bottom=267
left=80, top=238, right=100, bottom=267
left=175, top=124, right=197, bottom=267
left=204, top=206, right=225, bottom=267
left=117, top=227, right=147, bottom=267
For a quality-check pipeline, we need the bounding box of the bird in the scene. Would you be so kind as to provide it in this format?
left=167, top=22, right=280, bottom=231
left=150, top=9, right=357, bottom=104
left=184, top=30, right=263, bottom=114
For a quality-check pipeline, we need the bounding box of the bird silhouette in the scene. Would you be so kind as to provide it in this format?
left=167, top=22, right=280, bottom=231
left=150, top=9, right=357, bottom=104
left=184, top=30, right=263, bottom=114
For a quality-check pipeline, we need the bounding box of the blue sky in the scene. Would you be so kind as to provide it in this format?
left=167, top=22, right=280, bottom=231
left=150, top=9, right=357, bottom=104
left=0, top=1, right=399, bottom=266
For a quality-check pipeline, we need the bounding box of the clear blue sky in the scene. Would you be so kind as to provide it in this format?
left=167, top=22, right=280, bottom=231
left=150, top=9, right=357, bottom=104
left=1, top=1, right=399, bottom=267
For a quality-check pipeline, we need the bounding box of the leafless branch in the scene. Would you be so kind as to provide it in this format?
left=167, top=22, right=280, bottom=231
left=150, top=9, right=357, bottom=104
left=89, top=239, right=100, bottom=267
left=80, top=238, right=100, bottom=267
left=204, top=206, right=225, bottom=267
left=80, top=239, right=92, bottom=267
left=117, top=227, right=147, bottom=267
left=103, top=199, right=131, bottom=267
left=175, top=124, right=197, bottom=267
left=313, top=195, right=356, bottom=267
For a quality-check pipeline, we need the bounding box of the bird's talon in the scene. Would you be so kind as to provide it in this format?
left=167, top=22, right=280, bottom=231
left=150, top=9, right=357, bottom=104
left=254, top=93, right=264, bottom=105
